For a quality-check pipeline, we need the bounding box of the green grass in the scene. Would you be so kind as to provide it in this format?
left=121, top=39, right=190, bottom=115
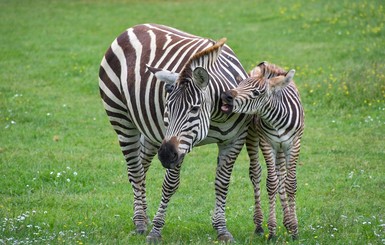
left=1, top=0, right=384, bottom=244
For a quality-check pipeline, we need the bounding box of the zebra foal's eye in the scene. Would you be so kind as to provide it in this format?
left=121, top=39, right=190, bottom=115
left=253, top=90, right=260, bottom=96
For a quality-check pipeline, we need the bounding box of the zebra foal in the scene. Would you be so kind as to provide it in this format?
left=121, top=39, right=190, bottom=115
left=99, top=23, right=260, bottom=243
left=221, top=62, right=305, bottom=239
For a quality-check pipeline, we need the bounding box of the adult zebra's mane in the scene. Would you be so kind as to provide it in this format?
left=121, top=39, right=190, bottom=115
left=178, top=38, right=227, bottom=85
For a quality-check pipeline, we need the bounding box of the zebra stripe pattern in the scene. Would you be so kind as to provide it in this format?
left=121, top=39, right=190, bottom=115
left=221, top=62, right=305, bottom=239
left=99, top=24, right=259, bottom=243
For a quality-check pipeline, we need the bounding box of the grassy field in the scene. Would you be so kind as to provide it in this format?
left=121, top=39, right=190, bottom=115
left=1, top=0, right=384, bottom=244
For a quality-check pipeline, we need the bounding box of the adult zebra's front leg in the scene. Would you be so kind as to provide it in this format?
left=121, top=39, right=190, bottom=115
left=212, top=142, right=244, bottom=242
left=138, top=137, right=159, bottom=232
left=146, top=165, right=181, bottom=243
left=115, top=129, right=148, bottom=234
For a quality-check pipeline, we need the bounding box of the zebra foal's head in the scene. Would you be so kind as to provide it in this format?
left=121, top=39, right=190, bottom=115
left=148, top=39, right=226, bottom=169
left=221, top=62, right=295, bottom=115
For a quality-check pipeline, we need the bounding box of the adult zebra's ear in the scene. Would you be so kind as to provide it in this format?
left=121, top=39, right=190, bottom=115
left=146, top=65, right=179, bottom=85
left=193, top=67, right=209, bottom=90
left=269, top=69, right=295, bottom=90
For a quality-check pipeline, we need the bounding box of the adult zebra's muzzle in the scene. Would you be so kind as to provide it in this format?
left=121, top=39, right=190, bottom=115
left=220, top=90, right=237, bottom=114
left=158, top=137, right=185, bottom=169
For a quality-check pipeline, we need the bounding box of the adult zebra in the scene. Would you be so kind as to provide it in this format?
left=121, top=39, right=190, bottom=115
left=99, top=24, right=262, bottom=242
left=221, top=62, right=305, bottom=239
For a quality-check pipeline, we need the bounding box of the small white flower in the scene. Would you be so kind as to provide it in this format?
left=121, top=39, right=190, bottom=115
left=73, top=172, right=78, bottom=176
left=66, top=178, right=70, bottom=182
left=57, top=172, right=61, bottom=178
left=46, top=113, right=51, bottom=116
left=348, top=171, right=354, bottom=179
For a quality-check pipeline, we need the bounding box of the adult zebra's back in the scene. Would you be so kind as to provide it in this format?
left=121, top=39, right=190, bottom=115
left=99, top=24, right=260, bottom=242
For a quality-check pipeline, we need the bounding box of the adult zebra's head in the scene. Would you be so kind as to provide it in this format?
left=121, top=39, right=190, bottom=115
left=148, top=38, right=226, bottom=169
left=221, top=62, right=295, bottom=115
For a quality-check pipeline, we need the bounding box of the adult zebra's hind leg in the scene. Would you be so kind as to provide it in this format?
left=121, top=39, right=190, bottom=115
left=246, top=123, right=264, bottom=236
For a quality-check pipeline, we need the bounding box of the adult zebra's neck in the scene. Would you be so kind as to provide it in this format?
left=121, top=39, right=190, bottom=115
left=207, top=48, right=248, bottom=122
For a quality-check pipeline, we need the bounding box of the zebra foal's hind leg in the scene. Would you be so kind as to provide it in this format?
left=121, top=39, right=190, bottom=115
left=285, top=137, right=302, bottom=240
left=276, top=151, right=293, bottom=236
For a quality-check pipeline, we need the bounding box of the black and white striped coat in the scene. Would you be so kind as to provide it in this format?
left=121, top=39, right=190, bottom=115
left=99, top=24, right=261, bottom=242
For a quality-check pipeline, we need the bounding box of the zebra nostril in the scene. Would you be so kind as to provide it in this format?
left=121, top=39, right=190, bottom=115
left=158, top=139, right=180, bottom=169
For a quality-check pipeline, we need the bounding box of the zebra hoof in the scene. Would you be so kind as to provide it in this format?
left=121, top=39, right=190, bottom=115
left=217, top=231, right=234, bottom=243
left=291, top=233, right=299, bottom=240
left=135, top=223, right=147, bottom=235
left=146, top=231, right=162, bottom=244
left=267, top=234, right=277, bottom=241
left=254, top=226, right=264, bottom=236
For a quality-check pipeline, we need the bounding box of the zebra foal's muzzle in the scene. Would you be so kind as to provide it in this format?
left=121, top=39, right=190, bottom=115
left=220, top=90, right=237, bottom=114
left=158, top=136, right=185, bottom=169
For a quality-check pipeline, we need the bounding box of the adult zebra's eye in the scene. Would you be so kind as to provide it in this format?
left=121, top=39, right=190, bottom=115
left=190, top=106, right=200, bottom=114
left=253, top=90, right=260, bottom=96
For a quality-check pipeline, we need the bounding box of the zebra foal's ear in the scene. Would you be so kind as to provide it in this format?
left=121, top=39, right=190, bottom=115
left=269, top=69, right=295, bottom=89
left=146, top=65, right=179, bottom=85
left=192, top=67, right=209, bottom=89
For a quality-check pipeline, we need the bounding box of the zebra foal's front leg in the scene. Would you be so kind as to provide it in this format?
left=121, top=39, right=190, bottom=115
left=246, top=125, right=264, bottom=235
left=146, top=166, right=181, bottom=243
left=260, top=140, right=279, bottom=240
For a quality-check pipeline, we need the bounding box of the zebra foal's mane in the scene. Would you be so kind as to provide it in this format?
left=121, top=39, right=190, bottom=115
left=256, top=62, right=288, bottom=79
